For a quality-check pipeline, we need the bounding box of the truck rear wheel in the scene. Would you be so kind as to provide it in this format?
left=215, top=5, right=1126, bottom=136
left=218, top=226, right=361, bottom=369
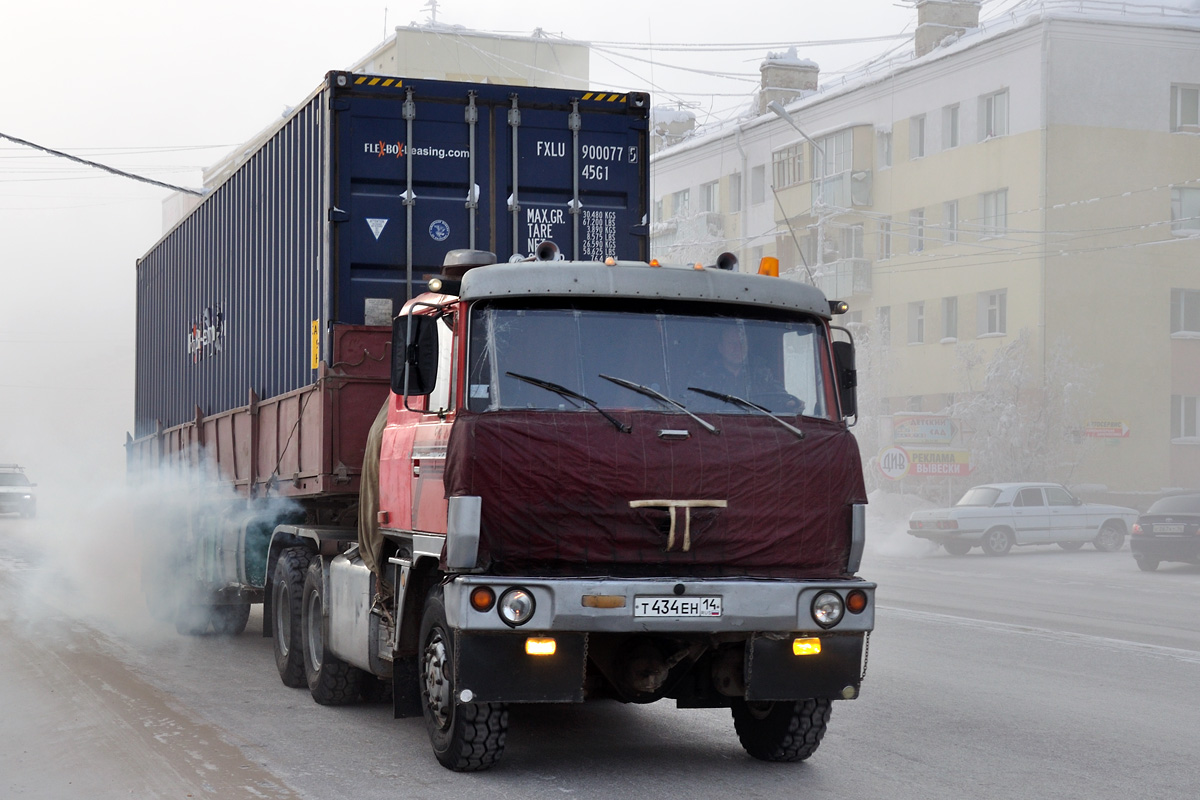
left=419, top=587, right=508, bottom=771
left=212, top=603, right=251, bottom=635
left=731, top=697, right=831, bottom=762
left=272, top=547, right=313, bottom=687
left=174, top=602, right=213, bottom=636
left=301, top=560, right=364, bottom=705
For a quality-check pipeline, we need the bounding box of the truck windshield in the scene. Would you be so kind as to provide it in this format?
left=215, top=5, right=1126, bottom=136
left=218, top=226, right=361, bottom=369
left=0, top=473, right=30, bottom=487
left=467, top=301, right=834, bottom=419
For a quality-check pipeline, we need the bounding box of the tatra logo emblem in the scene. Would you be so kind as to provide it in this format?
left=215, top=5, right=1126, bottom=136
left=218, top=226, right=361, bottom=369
left=629, top=499, right=728, bottom=552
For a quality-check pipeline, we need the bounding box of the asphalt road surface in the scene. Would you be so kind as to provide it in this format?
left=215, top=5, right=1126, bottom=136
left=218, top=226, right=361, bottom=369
left=2, top=512, right=1197, bottom=800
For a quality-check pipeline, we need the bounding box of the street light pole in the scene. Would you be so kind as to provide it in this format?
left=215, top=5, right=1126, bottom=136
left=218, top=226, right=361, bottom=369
left=768, top=100, right=827, bottom=283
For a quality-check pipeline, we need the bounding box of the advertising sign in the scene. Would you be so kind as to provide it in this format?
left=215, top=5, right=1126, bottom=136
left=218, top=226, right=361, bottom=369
left=878, top=446, right=910, bottom=480
left=906, top=449, right=972, bottom=476
left=1084, top=420, right=1129, bottom=438
left=892, top=415, right=958, bottom=444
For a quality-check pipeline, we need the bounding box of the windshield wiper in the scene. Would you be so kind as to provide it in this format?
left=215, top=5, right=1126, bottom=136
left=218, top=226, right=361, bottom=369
left=686, top=387, right=805, bottom=440
left=505, top=372, right=631, bottom=433
left=599, top=374, right=719, bottom=435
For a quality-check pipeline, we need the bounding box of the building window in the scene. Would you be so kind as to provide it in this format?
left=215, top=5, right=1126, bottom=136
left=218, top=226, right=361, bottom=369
left=943, top=104, right=960, bottom=149
left=910, top=208, right=925, bottom=253
left=1172, top=84, right=1200, bottom=132
left=980, top=89, right=1009, bottom=139
left=878, top=217, right=892, bottom=260
left=1171, top=288, right=1200, bottom=334
left=978, top=289, right=1007, bottom=336
left=751, top=165, right=766, bottom=205
left=772, top=144, right=805, bottom=189
left=981, top=189, right=1007, bottom=237
left=943, top=200, right=958, bottom=243
left=1170, top=186, right=1200, bottom=233
left=728, top=173, right=742, bottom=212
left=654, top=199, right=663, bottom=222
left=837, top=224, right=865, bottom=260
left=908, top=301, right=925, bottom=344
left=909, top=114, right=926, bottom=159
left=671, top=188, right=690, bottom=217
left=1173, top=395, right=1200, bottom=439
left=878, top=129, right=892, bottom=168
left=877, top=305, right=892, bottom=346
left=942, top=296, right=958, bottom=341
left=815, top=129, right=853, bottom=179
left=700, top=180, right=719, bottom=213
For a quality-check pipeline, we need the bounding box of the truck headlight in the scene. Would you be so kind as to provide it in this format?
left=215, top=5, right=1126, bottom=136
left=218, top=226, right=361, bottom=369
left=812, top=591, right=844, bottom=628
left=498, top=587, right=535, bottom=627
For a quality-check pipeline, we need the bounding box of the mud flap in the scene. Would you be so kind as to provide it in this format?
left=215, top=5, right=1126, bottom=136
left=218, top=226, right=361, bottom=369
left=745, top=633, right=864, bottom=701
left=455, top=631, right=587, bottom=703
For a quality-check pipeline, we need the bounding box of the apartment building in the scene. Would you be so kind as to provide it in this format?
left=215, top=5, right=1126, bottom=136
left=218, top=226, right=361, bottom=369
left=650, top=0, right=1200, bottom=494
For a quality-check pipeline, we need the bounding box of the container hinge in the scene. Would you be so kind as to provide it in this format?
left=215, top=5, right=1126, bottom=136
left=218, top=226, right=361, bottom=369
left=333, top=461, right=350, bottom=484
left=331, top=98, right=351, bottom=112
left=400, top=189, right=417, bottom=207
left=328, top=207, right=349, bottom=223
left=402, top=90, right=416, bottom=121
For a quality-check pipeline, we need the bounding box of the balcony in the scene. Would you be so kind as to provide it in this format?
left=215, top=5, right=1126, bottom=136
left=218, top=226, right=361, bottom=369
left=814, top=258, right=872, bottom=299
left=811, top=170, right=872, bottom=209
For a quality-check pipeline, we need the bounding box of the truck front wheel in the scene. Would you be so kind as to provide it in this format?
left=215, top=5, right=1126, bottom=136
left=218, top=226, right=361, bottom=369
left=301, top=560, right=363, bottom=705
left=419, top=587, right=508, bottom=771
left=731, top=697, right=831, bottom=762
left=272, top=547, right=312, bottom=687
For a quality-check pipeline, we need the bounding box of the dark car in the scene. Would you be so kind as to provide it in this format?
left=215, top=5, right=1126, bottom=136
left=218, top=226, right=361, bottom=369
left=1130, top=493, right=1200, bottom=571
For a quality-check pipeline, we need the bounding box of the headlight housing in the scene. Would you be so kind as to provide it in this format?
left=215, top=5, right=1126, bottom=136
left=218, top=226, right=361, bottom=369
left=812, top=591, right=845, bottom=628
left=498, top=587, right=536, bottom=627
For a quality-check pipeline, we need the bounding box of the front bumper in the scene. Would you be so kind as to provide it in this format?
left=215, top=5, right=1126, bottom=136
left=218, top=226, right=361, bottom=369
left=443, top=575, right=876, bottom=634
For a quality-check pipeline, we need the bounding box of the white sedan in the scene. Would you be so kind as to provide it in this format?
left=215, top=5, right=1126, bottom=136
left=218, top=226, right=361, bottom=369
left=907, top=483, right=1139, bottom=556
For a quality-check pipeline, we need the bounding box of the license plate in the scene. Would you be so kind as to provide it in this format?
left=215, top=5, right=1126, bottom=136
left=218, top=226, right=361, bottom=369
left=1153, top=524, right=1186, bottom=534
left=633, top=596, right=722, bottom=617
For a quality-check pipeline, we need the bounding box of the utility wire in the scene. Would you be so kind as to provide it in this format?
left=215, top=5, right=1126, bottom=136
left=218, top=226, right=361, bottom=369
left=0, top=131, right=206, bottom=196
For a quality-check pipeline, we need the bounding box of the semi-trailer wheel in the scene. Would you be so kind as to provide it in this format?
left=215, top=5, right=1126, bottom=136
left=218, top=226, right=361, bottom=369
left=212, top=603, right=251, bottom=636
left=981, top=527, right=1014, bottom=556
left=419, top=586, right=508, bottom=771
left=731, top=697, right=831, bottom=762
left=301, top=560, right=363, bottom=705
left=1094, top=523, right=1125, bottom=552
left=272, top=547, right=313, bottom=687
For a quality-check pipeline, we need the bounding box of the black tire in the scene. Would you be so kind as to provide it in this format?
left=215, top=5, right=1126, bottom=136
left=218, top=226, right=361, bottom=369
left=272, top=547, right=313, bottom=687
left=301, top=560, right=364, bottom=705
left=981, top=527, right=1014, bottom=556
left=1094, top=523, right=1125, bottom=552
left=1135, top=556, right=1160, bottom=572
left=420, top=587, right=508, bottom=771
left=731, top=697, right=832, bottom=762
left=1058, top=541, right=1085, bottom=551
left=211, top=603, right=251, bottom=636
left=943, top=541, right=972, bottom=556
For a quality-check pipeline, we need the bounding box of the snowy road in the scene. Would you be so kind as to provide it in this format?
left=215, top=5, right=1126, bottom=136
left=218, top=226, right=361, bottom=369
left=2, top=512, right=1198, bottom=800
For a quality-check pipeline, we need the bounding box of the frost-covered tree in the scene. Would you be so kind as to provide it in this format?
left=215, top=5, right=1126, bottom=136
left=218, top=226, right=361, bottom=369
left=951, top=329, right=1094, bottom=484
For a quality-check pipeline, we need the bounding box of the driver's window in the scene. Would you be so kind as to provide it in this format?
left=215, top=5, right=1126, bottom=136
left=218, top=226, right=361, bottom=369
left=1045, top=487, right=1075, bottom=507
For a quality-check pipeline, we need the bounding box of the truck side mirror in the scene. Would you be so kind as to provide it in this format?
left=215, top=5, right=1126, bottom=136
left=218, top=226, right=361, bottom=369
left=391, top=314, right=439, bottom=396
left=831, top=340, right=857, bottom=420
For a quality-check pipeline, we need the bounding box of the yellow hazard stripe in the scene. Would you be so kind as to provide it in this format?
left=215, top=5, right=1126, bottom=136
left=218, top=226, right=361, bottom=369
left=353, top=76, right=403, bottom=88
left=582, top=92, right=628, bottom=103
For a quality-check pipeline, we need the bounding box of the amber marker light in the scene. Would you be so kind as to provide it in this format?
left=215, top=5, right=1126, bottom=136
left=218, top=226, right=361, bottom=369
left=470, top=586, right=496, bottom=612
left=581, top=594, right=627, bottom=609
left=525, top=637, right=557, bottom=656
left=793, top=638, right=822, bottom=656
left=758, top=256, right=779, bottom=277
left=649, top=258, right=661, bottom=267
left=846, top=589, right=869, bottom=615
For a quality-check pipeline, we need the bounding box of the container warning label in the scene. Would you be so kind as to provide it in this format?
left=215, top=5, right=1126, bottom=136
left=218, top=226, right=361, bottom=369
left=366, top=218, right=388, bottom=240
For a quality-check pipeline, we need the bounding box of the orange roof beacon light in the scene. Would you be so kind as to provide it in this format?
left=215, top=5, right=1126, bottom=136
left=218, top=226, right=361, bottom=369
left=758, top=256, right=780, bottom=277
left=649, top=258, right=661, bottom=267
left=605, top=257, right=617, bottom=266
left=693, top=262, right=705, bottom=270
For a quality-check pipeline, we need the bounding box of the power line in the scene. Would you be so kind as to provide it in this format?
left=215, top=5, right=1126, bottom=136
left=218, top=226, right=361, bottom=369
left=0, top=131, right=205, bottom=196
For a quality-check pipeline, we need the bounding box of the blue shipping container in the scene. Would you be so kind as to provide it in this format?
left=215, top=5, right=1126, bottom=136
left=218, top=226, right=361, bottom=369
left=135, top=72, right=650, bottom=437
